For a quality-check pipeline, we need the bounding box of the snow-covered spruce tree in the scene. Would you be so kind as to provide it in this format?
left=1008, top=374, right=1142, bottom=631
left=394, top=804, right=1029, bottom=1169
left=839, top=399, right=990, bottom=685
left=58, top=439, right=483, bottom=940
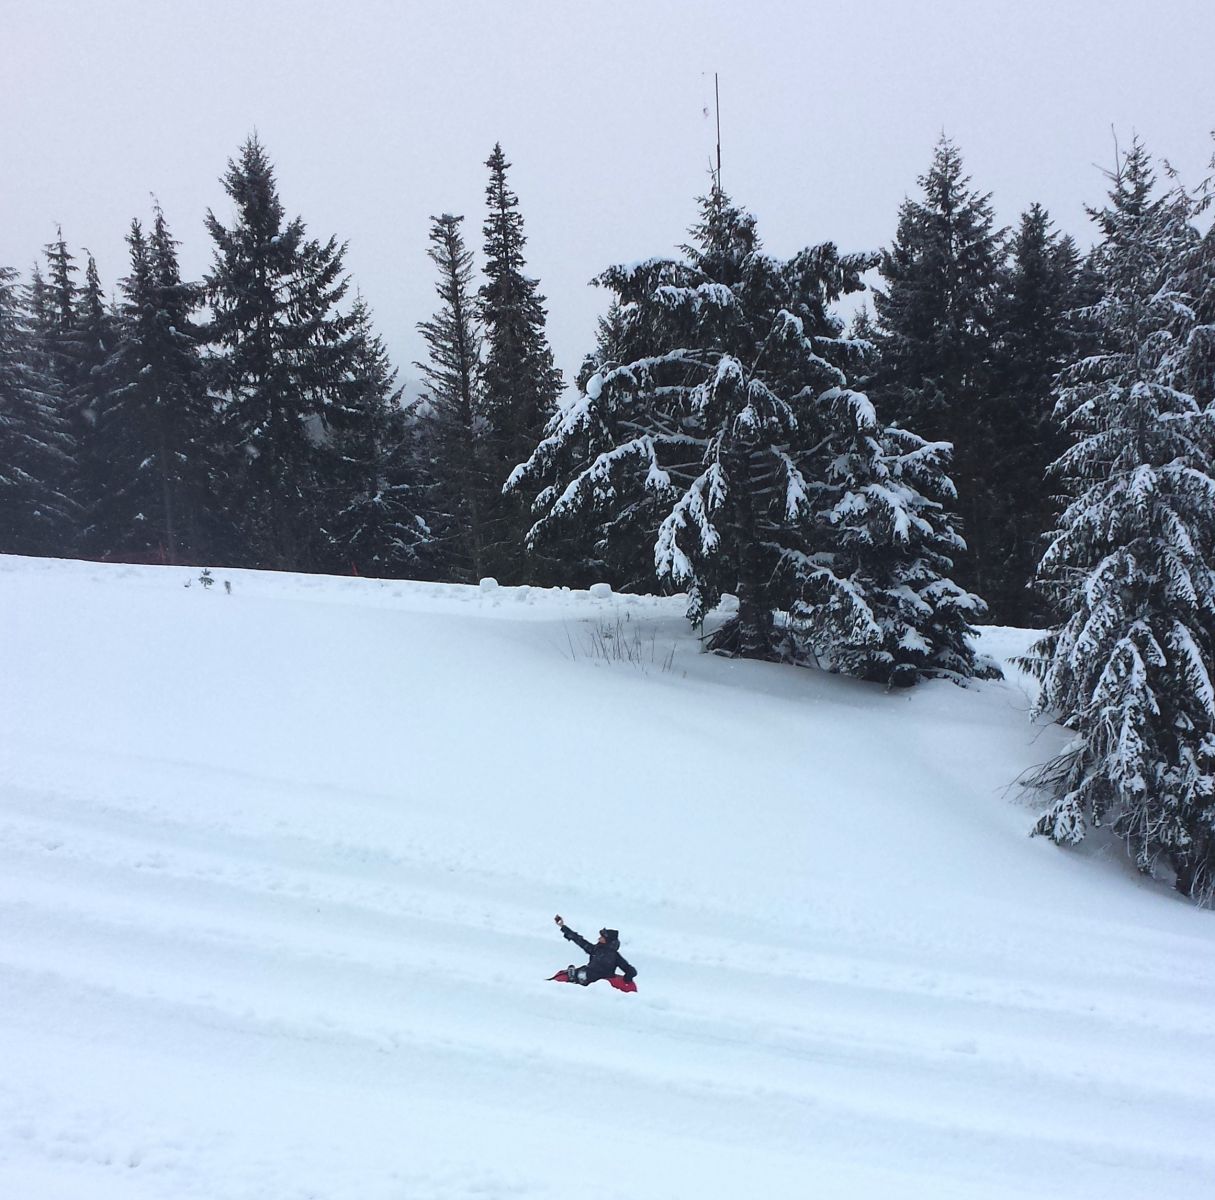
left=0, top=265, right=76, bottom=554
left=479, top=144, right=563, bottom=580
left=511, top=187, right=992, bottom=682
left=1022, top=141, right=1215, bottom=903
left=205, top=135, right=363, bottom=571
left=93, top=209, right=216, bottom=564
left=986, top=204, right=1086, bottom=625
left=413, top=213, right=492, bottom=583
left=820, top=405, right=998, bottom=684
left=871, top=137, right=1007, bottom=612
left=547, top=296, right=662, bottom=591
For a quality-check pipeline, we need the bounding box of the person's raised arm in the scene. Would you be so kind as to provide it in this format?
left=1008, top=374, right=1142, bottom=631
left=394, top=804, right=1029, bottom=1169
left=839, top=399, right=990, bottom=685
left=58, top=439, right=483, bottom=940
left=555, top=915, right=593, bottom=954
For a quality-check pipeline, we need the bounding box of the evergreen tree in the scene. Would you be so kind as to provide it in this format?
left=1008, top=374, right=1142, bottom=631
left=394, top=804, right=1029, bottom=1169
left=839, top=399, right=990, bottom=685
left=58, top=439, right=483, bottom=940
left=86, top=222, right=155, bottom=557
left=512, top=186, right=991, bottom=682
left=94, top=210, right=216, bottom=563
left=204, top=135, right=362, bottom=570
left=1178, top=225, right=1215, bottom=412
left=0, top=265, right=75, bottom=554
left=414, top=213, right=491, bottom=583
left=43, top=232, right=80, bottom=357
left=26, top=233, right=85, bottom=550
left=75, top=253, right=117, bottom=418
left=819, top=410, right=998, bottom=684
left=74, top=252, right=123, bottom=553
left=872, top=137, right=1006, bottom=609
left=846, top=304, right=879, bottom=351
left=148, top=207, right=220, bottom=560
left=1022, top=141, right=1215, bottom=904
left=24, top=268, right=58, bottom=395
left=320, top=297, right=420, bottom=577
left=986, top=204, right=1084, bottom=624
left=543, top=296, right=659, bottom=592
left=1174, top=146, right=1215, bottom=410
left=41, top=231, right=90, bottom=401
left=478, top=144, right=563, bottom=580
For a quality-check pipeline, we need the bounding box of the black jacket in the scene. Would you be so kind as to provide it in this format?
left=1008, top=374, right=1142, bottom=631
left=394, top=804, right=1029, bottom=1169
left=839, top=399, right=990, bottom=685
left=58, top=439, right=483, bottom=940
left=561, top=926, right=637, bottom=982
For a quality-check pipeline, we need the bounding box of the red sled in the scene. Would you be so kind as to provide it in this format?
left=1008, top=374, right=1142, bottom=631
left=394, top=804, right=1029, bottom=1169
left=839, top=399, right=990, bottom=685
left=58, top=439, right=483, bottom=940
left=549, top=970, right=638, bottom=993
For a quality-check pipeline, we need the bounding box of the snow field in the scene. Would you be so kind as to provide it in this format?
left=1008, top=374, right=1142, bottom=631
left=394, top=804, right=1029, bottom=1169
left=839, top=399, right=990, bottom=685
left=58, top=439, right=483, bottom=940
left=1, top=555, right=1214, bottom=1199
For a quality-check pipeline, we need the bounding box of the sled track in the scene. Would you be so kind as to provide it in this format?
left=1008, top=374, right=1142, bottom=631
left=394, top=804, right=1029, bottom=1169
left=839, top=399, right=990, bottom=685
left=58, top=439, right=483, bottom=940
left=2, top=777, right=1214, bottom=1200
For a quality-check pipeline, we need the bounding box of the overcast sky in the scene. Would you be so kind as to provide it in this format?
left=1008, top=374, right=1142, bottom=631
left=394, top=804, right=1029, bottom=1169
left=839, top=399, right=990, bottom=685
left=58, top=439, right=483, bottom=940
left=4, top=0, right=1214, bottom=395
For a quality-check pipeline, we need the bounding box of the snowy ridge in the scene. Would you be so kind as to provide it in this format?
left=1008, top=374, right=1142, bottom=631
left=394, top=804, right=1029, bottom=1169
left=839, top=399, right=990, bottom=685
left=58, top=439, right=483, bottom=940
left=2, top=556, right=1214, bottom=1199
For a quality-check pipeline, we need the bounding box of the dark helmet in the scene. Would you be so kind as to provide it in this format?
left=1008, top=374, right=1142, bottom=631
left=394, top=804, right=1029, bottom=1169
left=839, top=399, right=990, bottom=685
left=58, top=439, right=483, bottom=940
left=600, top=928, right=620, bottom=944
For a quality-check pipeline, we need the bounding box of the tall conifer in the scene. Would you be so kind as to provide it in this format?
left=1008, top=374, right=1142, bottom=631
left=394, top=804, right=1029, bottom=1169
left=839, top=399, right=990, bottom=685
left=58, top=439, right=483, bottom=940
left=414, top=213, right=490, bottom=582
left=1023, top=141, right=1215, bottom=904
left=321, top=297, right=419, bottom=576
left=1174, top=147, right=1215, bottom=410
left=0, top=265, right=75, bottom=554
left=872, top=138, right=1005, bottom=609
left=986, top=205, right=1084, bottom=624
left=94, top=209, right=215, bottom=563
left=75, top=253, right=123, bottom=553
left=27, top=233, right=84, bottom=549
left=205, top=135, right=362, bottom=570
left=479, top=144, right=563, bottom=579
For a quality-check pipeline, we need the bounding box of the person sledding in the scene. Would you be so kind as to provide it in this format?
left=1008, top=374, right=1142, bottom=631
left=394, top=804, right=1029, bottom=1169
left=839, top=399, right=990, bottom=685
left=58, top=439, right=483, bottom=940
left=553, top=915, right=637, bottom=987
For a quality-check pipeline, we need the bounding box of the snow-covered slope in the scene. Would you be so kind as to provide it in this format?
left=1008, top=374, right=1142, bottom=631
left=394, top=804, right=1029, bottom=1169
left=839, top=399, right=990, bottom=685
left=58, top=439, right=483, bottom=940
left=2, top=555, right=1213, bottom=1199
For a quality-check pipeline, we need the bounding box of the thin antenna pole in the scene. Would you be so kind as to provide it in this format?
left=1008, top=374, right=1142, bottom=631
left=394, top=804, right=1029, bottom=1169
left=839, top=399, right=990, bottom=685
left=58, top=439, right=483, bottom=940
left=714, top=72, right=722, bottom=190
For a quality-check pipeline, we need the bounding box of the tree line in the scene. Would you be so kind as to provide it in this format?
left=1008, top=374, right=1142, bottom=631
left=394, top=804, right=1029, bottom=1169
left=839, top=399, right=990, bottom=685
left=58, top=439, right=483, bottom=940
left=1, top=137, right=561, bottom=585
left=4, top=130, right=1215, bottom=901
